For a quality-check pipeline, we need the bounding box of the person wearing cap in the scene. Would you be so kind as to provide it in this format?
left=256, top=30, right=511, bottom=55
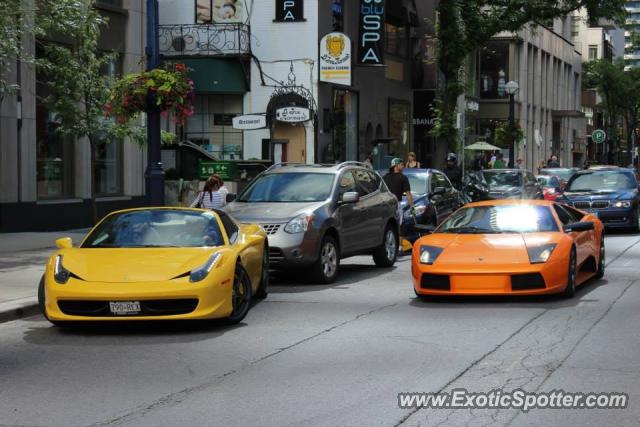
left=383, top=158, right=414, bottom=227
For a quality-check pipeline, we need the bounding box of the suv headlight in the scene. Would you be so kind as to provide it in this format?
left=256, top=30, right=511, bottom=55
left=284, top=214, right=313, bottom=234
left=419, top=245, right=444, bottom=265
left=527, top=244, right=557, bottom=264
left=190, top=253, right=222, bottom=283
left=53, top=255, right=71, bottom=284
left=613, top=200, right=632, bottom=208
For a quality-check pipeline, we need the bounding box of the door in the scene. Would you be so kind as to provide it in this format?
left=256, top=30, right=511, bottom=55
left=354, top=168, right=383, bottom=249
left=273, top=123, right=306, bottom=163
left=554, top=204, right=590, bottom=266
left=430, top=172, right=453, bottom=223
left=336, top=171, right=363, bottom=255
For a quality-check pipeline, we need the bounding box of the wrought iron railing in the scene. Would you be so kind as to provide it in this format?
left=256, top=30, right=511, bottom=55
left=159, top=24, right=251, bottom=57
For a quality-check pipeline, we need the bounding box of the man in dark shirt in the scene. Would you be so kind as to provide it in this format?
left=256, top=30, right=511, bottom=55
left=383, top=158, right=414, bottom=226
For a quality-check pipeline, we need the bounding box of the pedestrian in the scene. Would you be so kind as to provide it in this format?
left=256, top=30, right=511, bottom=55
left=489, top=151, right=497, bottom=168
left=444, top=153, right=462, bottom=189
left=190, top=175, right=226, bottom=210
left=472, top=152, right=485, bottom=171
left=493, top=152, right=506, bottom=169
left=515, top=157, right=524, bottom=169
left=406, top=151, right=421, bottom=169
left=383, top=158, right=414, bottom=228
left=214, top=174, right=229, bottom=204
left=547, top=155, right=560, bottom=167
left=364, top=152, right=373, bottom=168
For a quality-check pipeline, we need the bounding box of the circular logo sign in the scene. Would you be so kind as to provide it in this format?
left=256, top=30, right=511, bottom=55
left=592, top=129, right=606, bottom=144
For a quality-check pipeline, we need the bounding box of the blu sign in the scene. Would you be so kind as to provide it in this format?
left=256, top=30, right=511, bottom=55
left=358, top=0, right=385, bottom=66
left=275, top=0, right=304, bottom=22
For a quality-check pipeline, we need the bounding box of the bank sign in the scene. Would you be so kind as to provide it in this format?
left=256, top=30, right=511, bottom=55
left=358, top=0, right=385, bottom=66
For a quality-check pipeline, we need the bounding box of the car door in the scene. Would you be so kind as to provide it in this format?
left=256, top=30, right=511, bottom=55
left=336, top=170, right=368, bottom=255
left=439, top=173, right=460, bottom=212
left=429, top=172, right=450, bottom=224
left=354, top=168, right=382, bottom=249
left=554, top=204, right=589, bottom=266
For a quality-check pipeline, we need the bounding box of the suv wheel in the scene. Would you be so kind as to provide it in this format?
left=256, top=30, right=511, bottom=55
left=373, top=224, right=398, bottom=268
left=311, top=236, right=340, bottom=284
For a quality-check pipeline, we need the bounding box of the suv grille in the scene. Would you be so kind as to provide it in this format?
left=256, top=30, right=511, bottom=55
left=261, top=224, right=281, bottom=235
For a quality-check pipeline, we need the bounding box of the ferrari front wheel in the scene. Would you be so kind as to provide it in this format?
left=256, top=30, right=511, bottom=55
left=224, top=264, right=252, bottom=324
left=562, top=248, right=577, bottom=298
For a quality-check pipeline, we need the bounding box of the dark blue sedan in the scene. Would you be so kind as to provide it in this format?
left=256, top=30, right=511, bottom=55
left=561, top=168, right=640, bottom=231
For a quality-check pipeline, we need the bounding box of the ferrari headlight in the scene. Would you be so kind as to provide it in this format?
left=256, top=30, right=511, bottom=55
left=284, top=214, right=313, bottom=234
left=419, top=245, right=444, bottom=265
left=189, top=253, right=222, bottom=283
left=613, top=200, right=632, bottom=208
left=527, top=244, right=557, bottom=264
left=53, top=255, right=71, bottom=284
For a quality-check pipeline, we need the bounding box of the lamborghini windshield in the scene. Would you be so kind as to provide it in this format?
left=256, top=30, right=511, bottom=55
left=82, top=210, right=225, bottom=248
left=437, top=205, right=559, bottom=234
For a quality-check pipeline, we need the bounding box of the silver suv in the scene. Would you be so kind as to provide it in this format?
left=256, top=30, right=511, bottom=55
left=224, top=162, right=399, bottom=283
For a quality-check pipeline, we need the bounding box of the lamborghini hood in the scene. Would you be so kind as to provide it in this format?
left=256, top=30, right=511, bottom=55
left=57, top=248, right=219, bottom=283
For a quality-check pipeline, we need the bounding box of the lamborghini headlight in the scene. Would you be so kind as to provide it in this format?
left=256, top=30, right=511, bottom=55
left=527, top=244, right=557, bottom=264
left=189, top=253, right=222, bottom=283
left=419, top=245, right=444, bottom=265
left=613, top=200, right=632, bottom=208
left=53, top=255, right=71, bottom=284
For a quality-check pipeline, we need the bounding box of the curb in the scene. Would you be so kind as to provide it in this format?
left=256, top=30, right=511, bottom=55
left=0, top=298, right=40, bottom=324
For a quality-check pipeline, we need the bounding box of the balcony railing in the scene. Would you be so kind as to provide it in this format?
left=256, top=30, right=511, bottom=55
left=159, top=24, right=251, bottom=57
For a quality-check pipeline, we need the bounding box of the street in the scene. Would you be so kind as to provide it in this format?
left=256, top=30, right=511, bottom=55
left=1, top=232, right=639, bottom=427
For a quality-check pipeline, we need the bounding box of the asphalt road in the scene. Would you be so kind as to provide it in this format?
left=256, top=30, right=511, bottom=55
left=1, top=233, right=640, bottom=427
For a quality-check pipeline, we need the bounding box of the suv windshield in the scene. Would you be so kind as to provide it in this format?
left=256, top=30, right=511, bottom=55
left=82, top=210, right=224, bottom=248
left=566, top=171, right=637, bottom=192
left=483, top=171, right=522, bottom=188
left=437, top=205, right=558, bottom=233
left=238, top=173, right=335, bottom=202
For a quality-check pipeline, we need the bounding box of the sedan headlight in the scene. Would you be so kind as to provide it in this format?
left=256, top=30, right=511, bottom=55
left=53, top=255, right=71, bottom=284
left=419, top=245, right=444, bottom=265
left=190, top=253, right=222, bottom=283
left=613, top=200, right=632, bottom=208
left=527, top=244, right=557, bottom=264
left=404, top=204, right=427, bottom=219
left=284, top=214, right=313, bottom=234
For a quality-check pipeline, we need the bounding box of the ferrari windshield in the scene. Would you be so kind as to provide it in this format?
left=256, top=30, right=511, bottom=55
left=566, top=171, right=637, bottom=192
left=82, top=210, right=225, bottom=248
left=483, top=171, right=522, bottom=188
left=437, top=205, right=559, bottom=234
left=238, top=173, right=335, bottom=202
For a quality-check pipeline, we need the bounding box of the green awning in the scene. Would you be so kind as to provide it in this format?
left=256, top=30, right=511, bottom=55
left=181, top=58, right=247, bottom=94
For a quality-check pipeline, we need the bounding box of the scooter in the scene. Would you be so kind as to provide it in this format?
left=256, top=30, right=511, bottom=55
left=462, top=172, right=490, bottom=202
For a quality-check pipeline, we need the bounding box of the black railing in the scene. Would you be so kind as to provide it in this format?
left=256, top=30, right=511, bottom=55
left=158, top=24, right=251, bottom=57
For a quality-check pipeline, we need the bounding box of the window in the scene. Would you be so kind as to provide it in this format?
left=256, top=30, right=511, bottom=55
left=553, top=204, right=574, bottom=225
left=325, top=89, right=358, bottom=163
left=571, top=16, right=580, bottom=38
left=354, top=169, right=381, bottom=196
left=338, top=171, right=357, bottom=196
left=588, top=45, right=598, bottom=60
left=185, top=95, right=243, bottom=160
left=480, top=42, right=510, bottom=99
left=385, top=22, right=408, bottom=57
left=218, top=211, right=239, bottom=243
left=332, top=0, right=344, bottom=31
left=195, top=0, right=245, bottom=24
left=389, top=99, right=411, bottom=160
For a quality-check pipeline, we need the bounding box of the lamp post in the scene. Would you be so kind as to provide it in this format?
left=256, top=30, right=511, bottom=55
left=505, top=80, right=519, bottom=168
left=145, top=0, right=164, bottom=206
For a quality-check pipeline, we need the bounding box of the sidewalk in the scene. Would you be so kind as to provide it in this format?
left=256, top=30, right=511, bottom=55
left=0, top=229, right=88, bottom=322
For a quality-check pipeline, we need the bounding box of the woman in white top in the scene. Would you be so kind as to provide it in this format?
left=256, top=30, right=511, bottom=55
left=191, top=175, right=226, bottom=210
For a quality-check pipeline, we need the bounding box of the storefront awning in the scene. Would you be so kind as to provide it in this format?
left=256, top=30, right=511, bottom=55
left=181, top=58, right=248, bottom=94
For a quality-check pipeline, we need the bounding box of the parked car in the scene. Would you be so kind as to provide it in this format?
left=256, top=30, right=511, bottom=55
left=538, top=168, right=579, bottom=189
left=537, top=175, right=563, bottom=201
left=224, top=162, right=399, bottom=284
left=561, top=167, right=640, bottom=231
left=389, top=168, right=461, bottom=242
left=482, top=169, right=543, bottom=200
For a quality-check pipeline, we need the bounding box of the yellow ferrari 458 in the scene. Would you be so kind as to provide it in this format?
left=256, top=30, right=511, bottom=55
left=38, top=208, right=269, bottom=326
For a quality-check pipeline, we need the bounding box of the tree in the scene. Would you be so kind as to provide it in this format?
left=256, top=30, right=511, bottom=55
left=433, top=0, right=628, bottom=152
left=620, top=68, right=640, bottom=166
left=36, top=0, right=118, bottom=224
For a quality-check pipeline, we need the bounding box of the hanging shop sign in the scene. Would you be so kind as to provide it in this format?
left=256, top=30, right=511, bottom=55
left=275, top=0, right=305, bottom=22
left=358, top=0, right=385, bottom=66
left=320, top=32, right=352, bottom=86
left=232, top=115, right=267, bottom=130
left=275, top=106, right=311, bottom=123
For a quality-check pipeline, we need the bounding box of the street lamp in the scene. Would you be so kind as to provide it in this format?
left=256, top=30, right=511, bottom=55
left=505, top=80, right=519, bottom=168
left=145, top=0, right=164, bottom=206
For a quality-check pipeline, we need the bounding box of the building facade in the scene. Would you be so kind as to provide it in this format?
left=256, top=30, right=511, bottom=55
left=0, top=0, right=147, bottom=232
left=625, top=1, right=640, bottom=67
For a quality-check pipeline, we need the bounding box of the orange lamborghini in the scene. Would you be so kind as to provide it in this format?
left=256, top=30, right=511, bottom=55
left=412, top=200, right=604, bottom=298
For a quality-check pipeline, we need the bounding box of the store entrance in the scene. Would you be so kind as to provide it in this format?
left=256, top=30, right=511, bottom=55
left=273, top=123, right=306, bottom=163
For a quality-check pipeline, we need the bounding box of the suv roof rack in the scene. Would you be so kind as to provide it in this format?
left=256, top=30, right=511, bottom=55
left=265, top=162, right=306, bottom=172
left=336, top=161, right=372, bottom=170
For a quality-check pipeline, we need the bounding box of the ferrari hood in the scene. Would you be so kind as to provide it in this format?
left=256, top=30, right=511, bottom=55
left=57, top=248, right=218, bottom=283
left=424, top=233, right=532, bottom=266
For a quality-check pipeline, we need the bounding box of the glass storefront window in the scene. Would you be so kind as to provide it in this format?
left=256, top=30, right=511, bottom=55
left=480, top=42, right=510, bottom=99
left=36, top=111, right=75, bottom=199
left=327, top=89, right=358, bottom=163
left=389, top=100, right=411, bottom=160
left=185, top=94, right=243, bottom=160
left=95, top=140, right=123, bottom=196
left=386, top=22, right=407, bottom=57
left=332, top=0, right=344, bottom=31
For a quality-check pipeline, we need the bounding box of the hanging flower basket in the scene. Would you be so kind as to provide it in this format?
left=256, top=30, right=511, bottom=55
left=105, top=63, right=195, bottom=125
left=494, top=122, right=525, bottom=149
